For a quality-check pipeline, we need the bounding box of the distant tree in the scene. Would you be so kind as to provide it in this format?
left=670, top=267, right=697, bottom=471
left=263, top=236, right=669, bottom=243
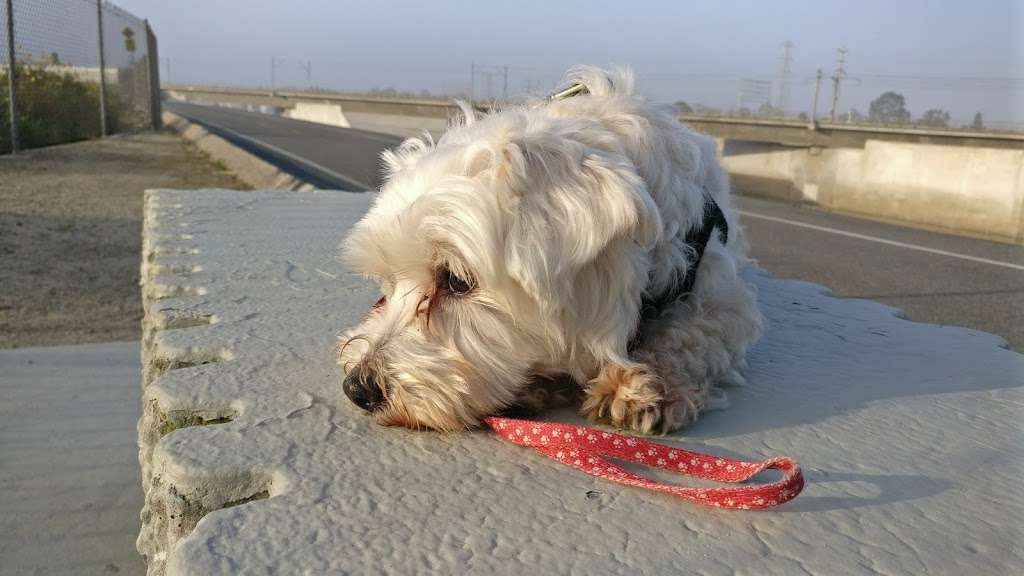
left=736, top=107, right=753, bottom=118
left=868, top=91, right=911, bottom=123
left=797, top=112, right=809, bottom=121
left=692, top=103, right=719, bottom=115
left=919, top=109, right=951, bottom=128
left=971, top=112, right=985, bottom=129
left=675, top=100, right=694, bottom=114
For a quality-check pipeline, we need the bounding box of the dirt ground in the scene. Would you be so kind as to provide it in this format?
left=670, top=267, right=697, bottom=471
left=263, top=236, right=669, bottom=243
left=0, top=132, right=247, bottom=349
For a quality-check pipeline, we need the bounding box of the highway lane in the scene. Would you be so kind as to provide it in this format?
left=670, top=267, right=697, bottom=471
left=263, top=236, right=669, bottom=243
left=168, top=103, right=1024, bottom=349
left=736, top=195, right=1023, bottom=350
left=167, top=101, right=402, bottom=190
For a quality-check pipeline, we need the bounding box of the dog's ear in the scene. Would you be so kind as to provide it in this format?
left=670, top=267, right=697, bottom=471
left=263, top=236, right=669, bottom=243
left=498, top=135, right=662, bottom=306
left=380, top=135, right=433, bottom=178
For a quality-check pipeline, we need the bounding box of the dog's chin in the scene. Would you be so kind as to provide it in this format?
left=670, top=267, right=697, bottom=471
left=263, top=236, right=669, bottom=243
left=371, top=389, right=484, bottom=433
left=373, top=403, right=470, bottom=433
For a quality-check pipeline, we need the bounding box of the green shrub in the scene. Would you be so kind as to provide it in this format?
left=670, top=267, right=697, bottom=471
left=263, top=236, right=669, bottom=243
left=0, top=63, right=128, bottom=153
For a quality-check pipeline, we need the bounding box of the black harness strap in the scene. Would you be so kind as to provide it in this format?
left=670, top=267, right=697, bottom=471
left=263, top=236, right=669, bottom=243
left=638, top=195, right=729, bottom=324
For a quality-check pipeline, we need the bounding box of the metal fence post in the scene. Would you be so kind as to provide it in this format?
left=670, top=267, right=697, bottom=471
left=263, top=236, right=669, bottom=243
left=4, top=0, right=18, bottom=153
left=145, top=19, right=161, bottom=130
left=95, top=0, right=108, bottom=137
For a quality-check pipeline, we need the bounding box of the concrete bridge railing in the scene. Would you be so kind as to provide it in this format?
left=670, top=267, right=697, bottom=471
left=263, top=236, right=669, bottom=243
left=720, top=139, right=1024, bottom=244
left=162, top=85, right=1024, bottom=244
left=681, top=114, right=1024, bottom=150
left=163, top=85, right=1024, bottom=149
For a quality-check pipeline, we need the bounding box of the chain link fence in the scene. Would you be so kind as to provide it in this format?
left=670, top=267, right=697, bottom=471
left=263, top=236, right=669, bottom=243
left=1, top=0, right=160, bottom=154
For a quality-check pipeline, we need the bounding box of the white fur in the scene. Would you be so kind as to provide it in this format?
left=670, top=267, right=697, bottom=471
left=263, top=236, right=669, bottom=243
left=339, top=66, right=762, bottom=433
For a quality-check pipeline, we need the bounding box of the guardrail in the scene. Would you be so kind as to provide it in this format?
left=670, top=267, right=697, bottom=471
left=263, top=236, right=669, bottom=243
left=679, top=114, right=1024, bottom=149
left=162, top=85, right=460, bottom=118
left=162, top=84, right=1024, bottom=149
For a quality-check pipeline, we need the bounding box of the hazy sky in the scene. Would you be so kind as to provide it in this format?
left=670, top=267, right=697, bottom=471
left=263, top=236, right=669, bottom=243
left=116, top=0, right=1022, bottom=126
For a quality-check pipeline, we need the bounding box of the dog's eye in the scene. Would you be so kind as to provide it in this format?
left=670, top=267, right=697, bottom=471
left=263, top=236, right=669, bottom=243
left=441, top=267, right=475, bottom=295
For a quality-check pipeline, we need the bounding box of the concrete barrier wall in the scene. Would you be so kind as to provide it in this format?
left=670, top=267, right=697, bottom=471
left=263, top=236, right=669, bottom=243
left=283, top=102, right=351, bottom=128
left=722, top=139, right=1024, bottom=244
left=280, top=103, right=449, bottom=138
left=341, top=112, right=449, bottom=139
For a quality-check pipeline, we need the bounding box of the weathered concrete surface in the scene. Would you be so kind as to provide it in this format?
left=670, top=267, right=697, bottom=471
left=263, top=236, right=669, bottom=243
left=0, top=342, right=146, bottom=576
left=822, top=141, right=1024, bottom=244
left=139, top=189, right=1024, bottom=575
left=722, top=139, right=1024, bottom=244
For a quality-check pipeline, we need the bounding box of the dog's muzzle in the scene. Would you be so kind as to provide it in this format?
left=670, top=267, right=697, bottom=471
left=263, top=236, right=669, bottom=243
left=343, top=366, right=386, bottom=412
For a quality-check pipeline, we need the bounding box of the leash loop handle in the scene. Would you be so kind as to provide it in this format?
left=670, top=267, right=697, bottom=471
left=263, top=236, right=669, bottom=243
left=485, top=416, right=803, bottom=510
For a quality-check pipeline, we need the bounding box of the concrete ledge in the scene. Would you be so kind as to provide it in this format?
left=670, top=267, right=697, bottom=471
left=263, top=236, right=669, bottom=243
left=138, top=189, right=1023, bottom=575
left=161, top=110, right=315, bottom=191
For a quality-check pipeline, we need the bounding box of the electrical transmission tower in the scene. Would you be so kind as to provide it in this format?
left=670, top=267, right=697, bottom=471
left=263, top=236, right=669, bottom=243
left=829, top=47, right=848, bottom=121
left=776, top=41, right=794, bottom=114
left=469, top=62, right=511, bottom=103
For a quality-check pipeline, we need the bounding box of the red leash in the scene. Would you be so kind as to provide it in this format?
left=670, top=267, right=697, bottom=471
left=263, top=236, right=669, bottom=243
left=485, top=416, right=804, bottom=510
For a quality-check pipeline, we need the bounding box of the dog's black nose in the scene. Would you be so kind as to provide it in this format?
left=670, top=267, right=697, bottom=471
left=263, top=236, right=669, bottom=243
left=343, top=367, right=386, bottom=412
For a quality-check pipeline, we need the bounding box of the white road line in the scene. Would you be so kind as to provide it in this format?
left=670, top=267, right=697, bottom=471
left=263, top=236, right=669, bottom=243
left=739, top=210, right=1024, bottom=272
left=180, top=111, right=375, bottom=191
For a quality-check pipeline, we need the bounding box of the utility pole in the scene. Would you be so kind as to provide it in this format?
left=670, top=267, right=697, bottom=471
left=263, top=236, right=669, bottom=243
left=829, top=47, right=848, bottom=121
left=776, top=40, right=793, bottom=114
left=469, top=60, right=475, bottom=103
left=4, top=0, right=19, bottom=153
left=299, top=60, right=312, bottom=86
left=164, top=57, right=170, bottom=83
left=96, top=0, right=108, bottom=137
left=810, top=68, right=823, bottom=125
left=502, top=65, right=509, bottom=100
left=270, top=56, right=277, bottom=93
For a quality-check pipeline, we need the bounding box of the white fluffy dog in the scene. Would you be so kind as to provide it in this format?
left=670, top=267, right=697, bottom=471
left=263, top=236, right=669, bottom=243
left=339, top=67, right=761, bottom=434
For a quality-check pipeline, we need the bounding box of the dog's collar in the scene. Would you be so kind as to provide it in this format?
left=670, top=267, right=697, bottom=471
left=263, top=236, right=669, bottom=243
left=638, top=195, right=729, bottom=324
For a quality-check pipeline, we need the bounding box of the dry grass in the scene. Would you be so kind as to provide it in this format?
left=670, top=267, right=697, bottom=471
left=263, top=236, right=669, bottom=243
left=0, top=131, right=248, bottom=348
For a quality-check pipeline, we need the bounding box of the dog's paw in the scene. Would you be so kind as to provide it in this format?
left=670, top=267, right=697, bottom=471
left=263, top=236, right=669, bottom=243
left=580, top=363, right=667, bottom=434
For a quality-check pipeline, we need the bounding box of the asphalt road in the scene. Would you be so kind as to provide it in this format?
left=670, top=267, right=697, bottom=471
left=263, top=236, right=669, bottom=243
left=167, top=102, right=402, bottom=190
left=169, top=103, right=1024, bottom=350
